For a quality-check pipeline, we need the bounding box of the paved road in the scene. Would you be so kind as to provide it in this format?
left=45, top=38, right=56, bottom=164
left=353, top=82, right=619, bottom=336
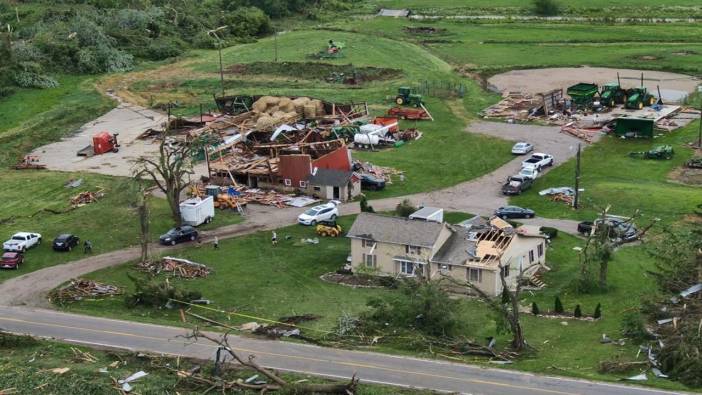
left=0, top=306, right=688, bottom=395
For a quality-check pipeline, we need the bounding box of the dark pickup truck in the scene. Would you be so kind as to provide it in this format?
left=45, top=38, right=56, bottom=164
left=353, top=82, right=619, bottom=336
left=502, top=176, right=533, bottom=195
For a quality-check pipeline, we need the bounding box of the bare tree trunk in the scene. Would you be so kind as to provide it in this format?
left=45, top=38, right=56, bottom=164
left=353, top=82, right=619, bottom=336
left=599, top=260, right=608, bottom=290
left=138, top=191, right=150, bottom=263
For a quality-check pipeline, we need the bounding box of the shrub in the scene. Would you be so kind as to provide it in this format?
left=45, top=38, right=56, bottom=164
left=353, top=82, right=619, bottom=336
left=593, top=303, right=602, bottom=319
left=540, top=226, right=558, bottom=239
left=532, top=0, right=560, bottom=16
left=223, top=7, right=272, bottom=38
left=620, top=312, right=650, bottom=342
left=124, top=274, right=201, bottom=309
left=360, top=196, right=374, bottom=213
left=395, top=199, right=417, bottom=218
left=574, top=304, right=582, bottom=318
left=554, top=296, right=564, bottom=314
left=13, top=71, right=59, bottom=89
left=0, top=86, right=16, bottom=98
left=142, top=38, right=184, bottom=61
left=531, top=302, right=540, bottom=315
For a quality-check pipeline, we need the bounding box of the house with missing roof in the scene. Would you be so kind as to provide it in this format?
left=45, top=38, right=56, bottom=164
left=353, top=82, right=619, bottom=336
left=346, top=211, right=548, bottom=296
left=304, top=168, right=361, bottom=202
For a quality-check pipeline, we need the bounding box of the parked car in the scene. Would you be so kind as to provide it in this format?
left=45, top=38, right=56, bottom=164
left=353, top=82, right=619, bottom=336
left=522, top=153, right=554, bottom=170
left=52, top=234, right=80, bottom=251
left=3, top=232, right=41, bottom=252
left=518, top=167, right=539, bottom=180
left=501, top=175, right=533, bottom=195
left=0, top=252, right=24, bottom=270
left=159, top=226, right=199, bottom=246
left=360, top=174, right=386, bottom=190
left=495, top=206, right=535, bottom=219
left=298, top=202, right=339, bottom=225
left=511, top=142, right=534, bottom=155
left=577, top=217, right=638, bottom=242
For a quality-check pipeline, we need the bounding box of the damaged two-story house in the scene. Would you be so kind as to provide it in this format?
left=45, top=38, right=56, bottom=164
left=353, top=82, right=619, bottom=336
left=346, top=211, right=548, bottom=296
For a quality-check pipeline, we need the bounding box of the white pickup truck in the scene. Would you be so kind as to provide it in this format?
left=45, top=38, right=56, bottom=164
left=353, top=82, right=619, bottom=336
left=3, top=232, right=42, bottom=252
left=522, top=153, right=554, bottom=170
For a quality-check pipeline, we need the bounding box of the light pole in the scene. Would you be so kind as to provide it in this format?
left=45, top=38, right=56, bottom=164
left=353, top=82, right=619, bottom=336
left=573, top=143, right=581, bottom=209
left=207, top=26, right=229, bottom=97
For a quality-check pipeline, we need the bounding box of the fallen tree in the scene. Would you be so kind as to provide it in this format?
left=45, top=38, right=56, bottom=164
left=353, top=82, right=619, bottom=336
left=182, top=328, right=359, bottom=393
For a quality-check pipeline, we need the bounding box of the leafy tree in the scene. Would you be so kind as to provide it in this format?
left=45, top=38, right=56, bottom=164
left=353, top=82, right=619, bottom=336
left=361, top=281, right=462, bottom=338
left=125, top=274, right=201, bottom=309
left=532, top=0, right=560, bottom=16
left=360, top=196, right=374, bottom=213
left=647, top=225, right=702, bottom=293
left=395, top=199, right=417, bottom=218
left=620, top=312, right=649, bottom=343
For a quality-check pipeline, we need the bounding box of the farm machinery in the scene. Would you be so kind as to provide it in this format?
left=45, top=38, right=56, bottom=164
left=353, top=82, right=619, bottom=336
left=566, top=73, right=657, bottom=110
left=316, top=220, right=342, bottom=237
left=313, top=40, right=344, bottom=59
left=567, top=83, right=600, bottom=109
left=629, top=145, right=674, bottom=160
left=388, top=87, right=433, bottom=120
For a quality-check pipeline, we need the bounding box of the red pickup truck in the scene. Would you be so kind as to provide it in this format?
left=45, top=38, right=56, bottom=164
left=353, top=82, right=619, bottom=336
left=1, top=252, right=24, bottom=270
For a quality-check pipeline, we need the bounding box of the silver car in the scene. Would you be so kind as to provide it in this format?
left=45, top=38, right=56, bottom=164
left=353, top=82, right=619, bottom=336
left=511, top=142, right=534, bottom=155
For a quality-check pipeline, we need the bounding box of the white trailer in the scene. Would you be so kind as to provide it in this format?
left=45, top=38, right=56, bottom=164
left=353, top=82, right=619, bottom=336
left=180, top=196, right=215, bottom=226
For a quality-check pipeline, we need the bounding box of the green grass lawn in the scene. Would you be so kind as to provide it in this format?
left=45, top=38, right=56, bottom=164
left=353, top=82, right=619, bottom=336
left=0, top=332, right=430, bottom=395
left=61, top=216, right=693, bottom=391
left=510, top=122, right=702, bottom=223
left=0, top=171, right=242, bottom=281
left=366, top=0, right=702, bottom=17
left=0, top=75, right=115, bottom=166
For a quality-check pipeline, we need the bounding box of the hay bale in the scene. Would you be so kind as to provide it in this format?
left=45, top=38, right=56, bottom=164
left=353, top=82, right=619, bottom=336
left=292, top=97, right=311, bottom=115
left=272, top=111, right=287, bottom=119
left=310, top=99, right=326, bottom=116
left=303, top=104, right=317, bottom=119
left=266, top=105, right=280, bottom=115
left=256, top=115, right=274, bottom=130
left=284, top=111, right=298, bottom=119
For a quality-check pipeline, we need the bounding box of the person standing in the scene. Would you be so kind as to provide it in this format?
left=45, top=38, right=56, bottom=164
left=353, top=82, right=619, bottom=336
left=271, top=231, right=278, bottom=246
left=213, top=236, right=219, bottom=249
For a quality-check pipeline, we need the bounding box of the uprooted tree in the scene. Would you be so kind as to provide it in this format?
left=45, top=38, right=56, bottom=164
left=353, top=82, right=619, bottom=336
left=576, top=206, right=657, bottom=292
left=133, top=131, right=204, bottom=225
left=182, top=329, right=359, bottom=393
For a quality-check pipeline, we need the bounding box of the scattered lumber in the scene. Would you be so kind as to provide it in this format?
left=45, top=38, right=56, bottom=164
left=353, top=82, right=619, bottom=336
left=70, top=188, right=105, bottom=207
left=49, top=279, right=121, bottom=303
left=137, top=257, right=211, bottom=279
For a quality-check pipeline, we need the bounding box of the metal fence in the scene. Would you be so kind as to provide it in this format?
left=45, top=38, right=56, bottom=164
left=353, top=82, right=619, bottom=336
left=414, top=80, right=467, bottom=98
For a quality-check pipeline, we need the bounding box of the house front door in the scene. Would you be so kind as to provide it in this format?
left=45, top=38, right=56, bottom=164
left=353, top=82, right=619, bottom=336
left=333, top=186, right=340, bottom=199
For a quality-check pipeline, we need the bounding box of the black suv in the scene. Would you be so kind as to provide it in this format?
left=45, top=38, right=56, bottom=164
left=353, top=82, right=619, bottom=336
left=360, top=174, right=386, bottom=190
left=52, top=234, right=80, bottom=251
left=159, top=226, right=199, bottom=246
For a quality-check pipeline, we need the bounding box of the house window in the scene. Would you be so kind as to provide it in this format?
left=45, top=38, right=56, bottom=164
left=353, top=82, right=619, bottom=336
left=468, top=268, right=482, bottom=283
left=363, top=253, right=377, bottom=268
left=284, top=179, right=292, bottom=186
left=439, top=264, right=451, bottom=272
left=361, top=239, right=373, bottom=248
left=313, top=186, right=321, bottom=192
left=405, top=245, right=422, bottom=255
left=299, top=181, right=307, bottom=188
left=529, top=250, right=535, bottom=263
left=400, top=261, right=414, bottom=275
left=537, top=243, right=544, bottom=257
left=501, top=264, right=510, bottom=278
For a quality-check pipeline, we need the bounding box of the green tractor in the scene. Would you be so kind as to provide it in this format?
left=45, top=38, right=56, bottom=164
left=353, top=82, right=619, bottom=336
left=395, top=86, right=424, bottom=107
left=629, top=145, right=674, bottom=160
left=624, top=73, right=656, bottom=110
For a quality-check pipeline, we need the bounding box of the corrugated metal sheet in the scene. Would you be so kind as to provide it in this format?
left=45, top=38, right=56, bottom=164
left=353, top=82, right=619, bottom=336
left=312, top=146, right=351, bottom=171
left=278, top=155, right=311, bottom=186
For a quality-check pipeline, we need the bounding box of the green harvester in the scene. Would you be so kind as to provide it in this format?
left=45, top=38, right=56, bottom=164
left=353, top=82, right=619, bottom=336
left=567, top=83, right=599, bottom=109
left=395, top=86, right=424, bottom=107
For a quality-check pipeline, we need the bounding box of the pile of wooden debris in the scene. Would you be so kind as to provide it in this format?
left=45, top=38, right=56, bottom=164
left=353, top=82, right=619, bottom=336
left=50, top=278, right=121, bottom=303
left=70, top=189, right=105, bottom=206
left=138, top=257, right=211, bottom=279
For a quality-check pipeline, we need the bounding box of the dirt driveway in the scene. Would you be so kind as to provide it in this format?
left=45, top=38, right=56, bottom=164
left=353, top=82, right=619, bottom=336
left=30, top=96, right=166, bottom=177
left=487, top=67, right=699, bottom=102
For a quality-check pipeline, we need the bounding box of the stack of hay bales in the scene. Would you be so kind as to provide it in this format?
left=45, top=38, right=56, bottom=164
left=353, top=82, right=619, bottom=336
left=251, top=96, right=300, bottom=130
left=251, top=96, right=327, bottom=130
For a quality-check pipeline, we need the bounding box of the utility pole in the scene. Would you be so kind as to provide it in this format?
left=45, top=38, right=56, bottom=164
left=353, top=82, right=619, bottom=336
left=573, top=143, right=581, bottom=209
left=274, top=28, right=278, bottom=63
left=207, top=26, right=229, bottom=98
left=697, top=108, right=701, bottom=148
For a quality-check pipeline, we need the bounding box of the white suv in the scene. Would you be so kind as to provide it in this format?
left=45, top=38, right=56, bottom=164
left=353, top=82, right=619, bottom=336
left=3, top=232, right=42, bottom=252
left=297, top=202, right=339, bottom=225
